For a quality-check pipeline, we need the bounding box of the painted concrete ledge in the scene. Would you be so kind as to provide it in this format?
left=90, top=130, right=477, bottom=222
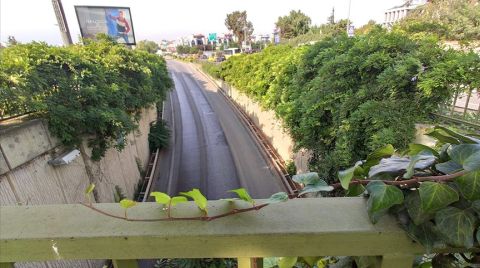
left=0, top=198, right=424, bottom=262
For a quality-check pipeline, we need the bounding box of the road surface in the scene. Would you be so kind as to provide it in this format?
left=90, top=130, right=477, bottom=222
left=150, top=60, right=285, bottom=199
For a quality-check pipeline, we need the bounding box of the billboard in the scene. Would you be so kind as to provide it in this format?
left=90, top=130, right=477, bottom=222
left=75, top=6, right=136, bottom=45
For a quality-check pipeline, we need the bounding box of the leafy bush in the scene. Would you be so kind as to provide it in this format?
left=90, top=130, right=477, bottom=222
left=220, top=29, right=475, bottom=181
left=200, top=62, right=222, bottom=80
left=0, top=38, right=172, bottom=160
left=149, top=119, right=170, bottom=151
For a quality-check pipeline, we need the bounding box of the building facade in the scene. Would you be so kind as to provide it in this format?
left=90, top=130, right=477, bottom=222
left=384, top=0, right=428, bottom=28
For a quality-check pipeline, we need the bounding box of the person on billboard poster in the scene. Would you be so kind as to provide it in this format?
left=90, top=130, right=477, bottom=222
left=106, top=9, right=130, bottom=43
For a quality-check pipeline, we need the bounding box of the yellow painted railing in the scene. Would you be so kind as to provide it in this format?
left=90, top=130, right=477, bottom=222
left=0, top=198, right=438, bottom=268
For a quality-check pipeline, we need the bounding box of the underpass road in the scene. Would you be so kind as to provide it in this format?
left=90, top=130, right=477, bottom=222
left=151, top=60, right=285, bottom=200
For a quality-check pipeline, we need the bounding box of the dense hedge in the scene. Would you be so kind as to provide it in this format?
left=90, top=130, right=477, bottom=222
left=220, top=29, right=477, bottom=180
left=0, top=38, right=172, bottom=160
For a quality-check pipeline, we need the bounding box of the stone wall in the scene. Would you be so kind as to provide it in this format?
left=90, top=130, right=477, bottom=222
left=0, top=106, right=157, bottom=268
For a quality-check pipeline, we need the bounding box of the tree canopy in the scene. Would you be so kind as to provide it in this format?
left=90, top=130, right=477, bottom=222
left=275, top=10, right=312, bottom=39
left=136, top=40, right=160, bottom=54
left=224, top=11, right=254, bottom=44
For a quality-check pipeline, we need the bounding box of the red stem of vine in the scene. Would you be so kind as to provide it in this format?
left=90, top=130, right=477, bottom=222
left=83, top=171, right=467, bottom=222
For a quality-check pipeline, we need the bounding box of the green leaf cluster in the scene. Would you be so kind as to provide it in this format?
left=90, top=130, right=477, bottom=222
left=220, top=29, right=477, bottom=181
left=0, top=39, right=172, bottom=160
left=338, top=127, right=480, bottom=251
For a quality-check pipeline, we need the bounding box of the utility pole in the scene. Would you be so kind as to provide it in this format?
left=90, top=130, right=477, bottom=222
left=346, top=0, right=354, bottom=37
left=52, top=0, right=73, bottom=45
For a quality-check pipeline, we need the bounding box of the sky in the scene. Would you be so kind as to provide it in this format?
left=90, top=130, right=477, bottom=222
left=0, top=0, right=405, bottom=45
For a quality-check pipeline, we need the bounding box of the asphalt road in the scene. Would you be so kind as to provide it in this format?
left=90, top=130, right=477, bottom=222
left=150, top=60, right=285, bottom=200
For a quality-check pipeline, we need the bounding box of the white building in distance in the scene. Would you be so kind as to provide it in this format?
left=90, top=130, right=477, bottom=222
left=384, top=0, right=428, bottom=28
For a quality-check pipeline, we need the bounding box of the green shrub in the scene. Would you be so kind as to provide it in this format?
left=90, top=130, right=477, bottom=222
left=220, top=29, right=475, bottom=182
left=0, top=38, right=172, bottom=160
left=148, top=120, right=170, bottom=151
left=200, top=62, right=222, bottom=79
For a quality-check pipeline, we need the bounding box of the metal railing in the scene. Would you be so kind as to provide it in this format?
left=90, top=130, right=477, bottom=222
left=0, top=198, right=468, bottom=268
left=436, top=89, right=480, bottom=129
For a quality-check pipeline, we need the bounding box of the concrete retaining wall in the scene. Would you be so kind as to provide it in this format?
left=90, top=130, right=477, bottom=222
left=0, top=106, right=157, bottom=268
left=217, top=80, right=311, bottom=174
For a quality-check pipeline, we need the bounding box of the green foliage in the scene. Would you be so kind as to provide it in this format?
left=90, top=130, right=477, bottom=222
left=228, top=188, right=254, bottom=204
left=291, top=172, right=333, bottom=196
left=149, top=119, right=170, bottom=151
left=176, top=45, right=200, bottom=55
left=155, top=258, right=236, bottom=268
left=136, top=40, right=160, bottom=54
left=224, top=11, right=254, bottom=43
left=266, top=192, right=289, bottom=204
left=275, top=10, right=311, bottom=39
left=396, top=0, right=480, bottom=41
left=119, top=199, right=136, bottom=209
left=328, top=127, right=480, bottom=252
left=180, top=189, right=208, bottom=214
left=200, top=62, right=222, bottom=80
left=366, top=181, right=404, bottom=223
left=220, top=29, right=469, bottom=181
left=0, top=39, right=172, bottom=160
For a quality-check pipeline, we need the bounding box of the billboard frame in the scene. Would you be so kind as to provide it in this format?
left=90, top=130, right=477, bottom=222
left=74, top=5, right=136, bottom=45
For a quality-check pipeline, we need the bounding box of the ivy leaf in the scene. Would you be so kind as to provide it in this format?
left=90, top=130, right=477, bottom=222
left=338, top=161, right=363, bottom=190
left=404, top=150, right=436, bottom=179
left=455, top=171, right=480, bottom=201
left=419, top=182, right=459, bottom=213
left=293, top=172, right=333, bottom=195
left=406, top=221, right=443, bottom=253
left=363, top=144, right=395, bottom=172
left=266, top=192, right=288, bottom=204
left=426, top=129, right=460, bottom=145
left=435, top=160, right=462, bottom=175
left=435, top=207, right=476, bottom=248
left=85, top=183, right=95, bottom=195
left=298, top=179, right=334, bottom=196
left=354, top=256, right=379, bottom=268
left=448, top=144, right=480, bottom=172
left=292, top=172, right=320, bottom=185
left=150, top=192, right=171, bottom=204
left=228, top=188, right=254, bottom=204
left=180, top=189, right=208, bottom=213
left=119, top=199, right=137, bottom=209
left=408, top=143, right=440, bottom=158
left=405, top=191, right=434, bottom=225
left=346, top=184, right=366, bottom=197
left=366, top=181, right=404, bottom=223
left=278, top=257, right=298, bottom=268
left=171, top=196, right=188, bottom=206
left=432, top=126, right=480, bottom=144
left=473, top=200, right=480, bottom=216
left=368, top=156, right=435, bottom=179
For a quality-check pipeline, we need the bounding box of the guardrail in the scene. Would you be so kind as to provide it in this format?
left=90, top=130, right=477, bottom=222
left=1, top=198, right=452, bottom=268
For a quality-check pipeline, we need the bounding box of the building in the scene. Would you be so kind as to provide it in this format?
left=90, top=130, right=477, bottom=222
left=384, top=0, right=428, bottom=28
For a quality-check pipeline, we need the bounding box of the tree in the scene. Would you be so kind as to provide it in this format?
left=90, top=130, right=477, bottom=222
left=7, top=36, right=19, bottom=46
left=224, top=11, right=254, bottom=44
left=355, top=20, right=380, bottom=35
left=327, top=7, right=335, bottom=24
left=136, top=40, right=160, bottom=54
left=275, top=10, right=312, bottom=39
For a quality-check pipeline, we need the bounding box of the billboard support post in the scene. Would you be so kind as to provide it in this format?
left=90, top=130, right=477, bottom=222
left=52, top=0, right=73, bottom=45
